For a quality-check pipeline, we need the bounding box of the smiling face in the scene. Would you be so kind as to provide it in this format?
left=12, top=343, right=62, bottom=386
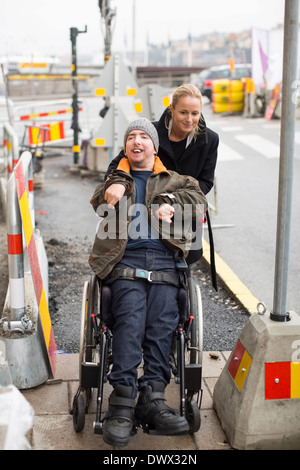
left=125, top=129, right=156, bottom=170
left=170, top=95, right=202, bottom=140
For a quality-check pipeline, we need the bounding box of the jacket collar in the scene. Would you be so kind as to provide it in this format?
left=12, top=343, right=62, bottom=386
left=117, top=156, right=170, bottom=175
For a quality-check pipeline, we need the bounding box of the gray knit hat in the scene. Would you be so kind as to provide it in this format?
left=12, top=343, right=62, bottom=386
left=124, top=118, right=159, bottom=154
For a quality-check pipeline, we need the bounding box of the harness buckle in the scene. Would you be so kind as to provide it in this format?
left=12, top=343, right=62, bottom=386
left=135, top=268, right=153, bottom=282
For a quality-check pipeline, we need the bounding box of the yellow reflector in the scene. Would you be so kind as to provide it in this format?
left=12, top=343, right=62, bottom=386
left=49, top=122, right=60, bottom=141
left=127, top=88, right=137, bottom=96
left=291, top=362, right=300, bottom=398
left=135, top=102, right=143, bottom=113
left=73, top=145, right=81, bottom=153
left=7, top=141, right=12, bottom=151
left=234, top=350, right=252, bottom=391
left=162, top=96, right=170, bottom=107
left=95, top=88, right=106, bottom=96
left=94, top=138, right=106, bottom=146
left=71, top=64, right=75, bottom=72
left=20, top=62, right=47, bottom=68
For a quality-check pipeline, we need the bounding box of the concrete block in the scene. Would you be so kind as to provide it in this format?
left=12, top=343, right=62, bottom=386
left=213, top=311, right=300, bottom=450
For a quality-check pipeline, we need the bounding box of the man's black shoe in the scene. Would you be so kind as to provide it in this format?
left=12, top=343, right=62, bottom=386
left=135, top=381, right=189, bottom=435
left=102, top=385, right=135, bottom=447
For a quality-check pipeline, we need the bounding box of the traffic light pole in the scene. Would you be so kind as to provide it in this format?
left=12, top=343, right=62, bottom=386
left=70, top=26, right=87, bottom=164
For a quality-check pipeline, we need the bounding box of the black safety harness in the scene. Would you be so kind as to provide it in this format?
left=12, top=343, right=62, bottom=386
left=105, top=257, right=189, bottom=288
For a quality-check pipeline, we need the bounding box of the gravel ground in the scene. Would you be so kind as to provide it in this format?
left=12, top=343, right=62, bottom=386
left=0, top=153, right=250, bottom=354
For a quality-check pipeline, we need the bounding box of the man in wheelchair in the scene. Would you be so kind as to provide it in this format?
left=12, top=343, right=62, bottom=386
left=89, top=118, right=207, bottom=447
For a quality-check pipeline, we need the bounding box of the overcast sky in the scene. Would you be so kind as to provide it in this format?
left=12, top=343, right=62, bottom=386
left=0, top=0, right=287, bottom=61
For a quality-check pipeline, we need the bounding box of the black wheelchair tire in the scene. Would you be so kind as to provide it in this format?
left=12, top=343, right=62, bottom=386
left=186, top=398, right=201, bottom=434
left=85, top=276, right=99, bottom=363
left=77, top=276, right=99, bottom=415
left=72, top=393, right=85, bottom=432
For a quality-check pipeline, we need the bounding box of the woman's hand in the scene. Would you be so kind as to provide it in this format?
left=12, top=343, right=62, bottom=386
left=104, top=183, right=126, bottom=209
left=155, top=204, right=175, bottom=224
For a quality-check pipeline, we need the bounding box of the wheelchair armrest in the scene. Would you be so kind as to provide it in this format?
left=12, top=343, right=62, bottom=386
left=178, top=288, right=188, bottom=323
left=101, top=285, right=113, bottom=323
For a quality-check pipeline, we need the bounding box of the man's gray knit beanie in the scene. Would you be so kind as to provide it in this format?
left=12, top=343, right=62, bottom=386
left=124, top=118, right=159, bottom=153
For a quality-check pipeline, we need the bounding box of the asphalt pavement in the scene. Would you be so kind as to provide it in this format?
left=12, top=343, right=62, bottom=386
left=203, top=103, right=300, bottom=315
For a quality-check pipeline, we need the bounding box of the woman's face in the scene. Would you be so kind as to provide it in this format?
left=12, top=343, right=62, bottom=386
left=170, top=96, right=202, bottom=137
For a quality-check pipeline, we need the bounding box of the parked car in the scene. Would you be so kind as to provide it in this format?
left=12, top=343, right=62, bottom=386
left=194, top=64, right=252, bottom=101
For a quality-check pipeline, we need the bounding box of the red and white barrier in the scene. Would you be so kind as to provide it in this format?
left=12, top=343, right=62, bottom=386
left=13, top=152, right=56, bottom=377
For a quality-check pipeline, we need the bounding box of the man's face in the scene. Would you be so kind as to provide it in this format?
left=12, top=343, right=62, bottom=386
left=125, top=130, right=155, bottom=170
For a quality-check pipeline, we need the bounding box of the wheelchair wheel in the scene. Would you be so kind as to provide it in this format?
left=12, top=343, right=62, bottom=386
left=187, top=277, right=203, bottom=365
left=72, top=393, right=85, bottom=432
left=186, top=398, right=201, bottom=434
left=79, top=276, right=99, bottom=374
left=73, top=276, right=100, bottom=432
left=185, top=277, right=203, bottom=433
left=78, top=280, right=90, bottom=372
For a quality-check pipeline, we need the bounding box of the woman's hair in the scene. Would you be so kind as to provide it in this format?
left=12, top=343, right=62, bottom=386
left=172, top=83, right=202, bottom=109
left=165, top=83, right=205, bottom=137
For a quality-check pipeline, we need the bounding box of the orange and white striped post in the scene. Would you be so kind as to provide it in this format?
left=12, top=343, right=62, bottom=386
left=4, top=123, right=25, bottom=320
left=6, top=174, right=26, bottom=321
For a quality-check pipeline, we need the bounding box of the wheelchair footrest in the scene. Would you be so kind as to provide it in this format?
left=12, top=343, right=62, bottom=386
left=141, top=425, right=188, bottom=436
left=184, top=364, right=202, bottom=391
left=93, top=420, right=104, bottom=435
left=81, top=362, right=99, bottom=389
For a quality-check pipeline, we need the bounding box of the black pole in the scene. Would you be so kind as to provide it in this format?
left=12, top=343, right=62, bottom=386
left=70, top=26, right=87, bottom=164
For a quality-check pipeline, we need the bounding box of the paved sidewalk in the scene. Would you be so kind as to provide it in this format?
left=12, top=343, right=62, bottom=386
left=22, top=351, right=232, bottom=451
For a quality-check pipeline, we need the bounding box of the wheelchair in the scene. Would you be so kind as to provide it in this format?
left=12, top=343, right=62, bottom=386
left=71, top=265, right=203, bottom=437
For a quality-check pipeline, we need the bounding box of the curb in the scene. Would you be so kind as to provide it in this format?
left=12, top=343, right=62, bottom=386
left=202, top=238, right=260, bottom=315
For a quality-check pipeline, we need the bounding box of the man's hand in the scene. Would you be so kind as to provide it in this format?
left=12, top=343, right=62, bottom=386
left=155, top=203, right=175, bottom=224
left=104, top=183, right=126, bottom=209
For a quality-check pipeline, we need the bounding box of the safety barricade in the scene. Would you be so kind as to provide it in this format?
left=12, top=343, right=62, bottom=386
left=0, top=151, right=56, bottom=389
left=13, top=101, right=83, bottom=154
left=27, top=122, right=65, bottom=146
left=211, top=79, right=244, bottom=114
left=0, top=123, right=20, bottom=219
left=2, top=122, right=20, bottom=176
left=19, top=106, right=82, bottom=122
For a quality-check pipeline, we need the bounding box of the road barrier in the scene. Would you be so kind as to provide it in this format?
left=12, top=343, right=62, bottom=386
left=211, top=79, right=244, bottom=114
left=3, top=122, right=19, bottom=176
left=0, top=151, right=56, bottom=388
left=19, top=106, right=82, bottom=121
